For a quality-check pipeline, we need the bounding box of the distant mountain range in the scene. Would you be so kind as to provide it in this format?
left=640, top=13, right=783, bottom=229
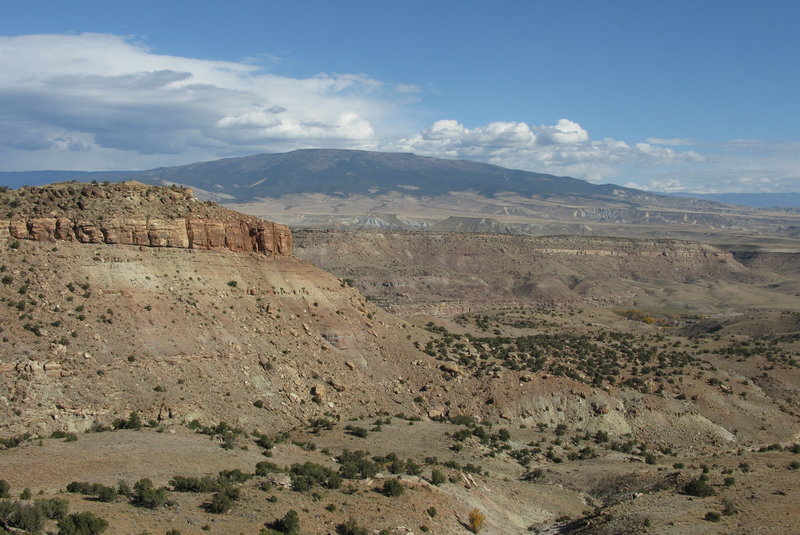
left=2, top=150, right=800, bottom=243
left=0, top=149, right=702, bottom=206
left=2, top=149, right=798, bottom=210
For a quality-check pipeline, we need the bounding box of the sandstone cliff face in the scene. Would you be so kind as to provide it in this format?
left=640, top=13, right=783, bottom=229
left=0, top=182, right=292, bottom=255
left=1, top=216, right=292, bottom=255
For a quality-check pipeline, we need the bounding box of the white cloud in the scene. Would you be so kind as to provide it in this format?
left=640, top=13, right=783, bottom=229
left=536, top=118, right=589, bottom=145
left=388, top=119, right=704, bottom=181
left=0, top=33, right=797, bottom=194
left=646, top=137, right=696, bottom=146
left=0, top=33, right=407, bottom=169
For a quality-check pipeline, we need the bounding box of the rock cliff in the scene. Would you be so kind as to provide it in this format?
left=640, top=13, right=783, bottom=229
left=0, top=182, right=292, bottom=255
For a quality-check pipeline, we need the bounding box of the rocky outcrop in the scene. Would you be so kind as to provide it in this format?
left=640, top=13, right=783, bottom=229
left=0, top=182, right=292, bottom=255
left=2, top=216, right=292, bottom=255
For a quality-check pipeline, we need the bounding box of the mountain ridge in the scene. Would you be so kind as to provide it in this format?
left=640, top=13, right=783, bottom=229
left=0, top=148, right=699, bottom=206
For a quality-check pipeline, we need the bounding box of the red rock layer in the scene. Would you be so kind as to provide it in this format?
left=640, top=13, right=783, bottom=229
left=1, top=217, right=292, bottom=256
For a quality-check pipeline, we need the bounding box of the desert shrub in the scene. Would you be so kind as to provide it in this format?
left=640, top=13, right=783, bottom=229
left=255, top=436, right=275, bottom=450
left=309, top=418, right=335, bottom=431
left=112, top=412, right=142, bottom=430
left=335, top=519, right=369, bottom=535
left=449, top=414, right=477, bottom=426
left=344, top=425, right=368, bottom=438
left=217, top=469, right=251, bottom=485
left=117, top=480, right=132, bottom=496
left=738, top=462, right=750, bottom=473
left=337, top=450, right=379, bottom=479
left=683, top=477, right=716, bottom=497
left=0, top=433, right=31, bottom=449
left=789, top=460, right=800, bottom=470
left=382, top=478, right=404, bottom=497
left=57, top=511, right=108, bottom=535
left=462, top=463, right=484, bottom=475
left=0, top=499, right=44, bottom=532
left=704, top=511, right=720, bottom=522
left=0, top=480, right=9, bottom=498
left=722, top=499, right=739, bottom=516
left=468, top=508, right=485, bottom=533
left=96, top=486, right=117, bottom=502
left=262, top=509, right=300, bottom=535
left=255, top=461, right=281, bottom=476
left=35, top=497, right=69, bottom=519
left=430, top=469, right=446, bottom=486
left=67, top=482, right=95, bottom=494
left=170, top=476, right=220, bottom=493
left=289, top=463, right=341, bottom=492
left=66, top=482, right=116, bottom=501
left=19, top=488, right=31, bottom=500
left=426, top=506, right=437, bottom=518
left=132, top=479, right=169, bottom=508
left=404, top=459, right=422, bottom=475
left=205, top=487, right=240, bottom=514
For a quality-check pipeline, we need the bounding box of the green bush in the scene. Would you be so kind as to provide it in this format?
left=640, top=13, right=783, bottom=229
left=335, top=519, right=369, bottom=535
left=262, top=509, right=300, bottom=535
left=93, top=486, right=115, bottom=503
left=35, top=497, right=69, bottom=520
left=170, top=475, right=220, bottom=493
left=217, top=469, right=251, bottom=485
left=337, top=450, right=379, bottom=480
left=382, top=478, right=404, bottom=497
left=704, top=511, right=720, bottom=522
left=57, top=511, right=108, bottom=535
left=255, top=461, right=281, bottom=476
left=0, top=500, right=44, bottom=532
left=132, top=479, right=169, bottom=508
left=112, top=412, right=142, bottom=430
left=683, top=477, right=716, bottom=497
left=117, top=480, right=132, bottom=496
left=205, top=487, right=240, bottom=514
left=66, top=481, right=117, bottom=502
left=430, top=469, right=446, bottom=486
left=344, top=425, right=368, bottom=438
left=289, top=463, right=341, bottom=492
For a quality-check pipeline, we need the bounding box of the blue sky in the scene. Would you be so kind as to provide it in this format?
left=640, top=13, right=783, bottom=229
left=0, top=0, right=798, bottom=193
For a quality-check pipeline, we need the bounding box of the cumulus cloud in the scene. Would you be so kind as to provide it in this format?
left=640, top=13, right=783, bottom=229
left=387, top=118, right=703, bottom=181
left=0, top=33, right=409, bottom=169
left=0, top=33, right=796, bottom=193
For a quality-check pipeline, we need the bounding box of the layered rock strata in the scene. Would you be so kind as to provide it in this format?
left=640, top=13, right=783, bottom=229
left=2, top=216, right=292, bottom=255
left=0, top=182, right=292, bottom=255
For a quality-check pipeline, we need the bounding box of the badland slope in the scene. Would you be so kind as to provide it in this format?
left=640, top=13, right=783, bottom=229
left=0, top=184, right=798, bottom=534
left=293, top=229, right=800, bottom=316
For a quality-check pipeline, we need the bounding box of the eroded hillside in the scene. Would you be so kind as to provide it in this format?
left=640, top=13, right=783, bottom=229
left=1, top=184, right=799, bottom=534
left=294, top=230, right=800, bottom=315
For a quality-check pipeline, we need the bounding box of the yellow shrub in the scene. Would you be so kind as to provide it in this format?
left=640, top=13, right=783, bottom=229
left=468, top=508, right=485, bottom=533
